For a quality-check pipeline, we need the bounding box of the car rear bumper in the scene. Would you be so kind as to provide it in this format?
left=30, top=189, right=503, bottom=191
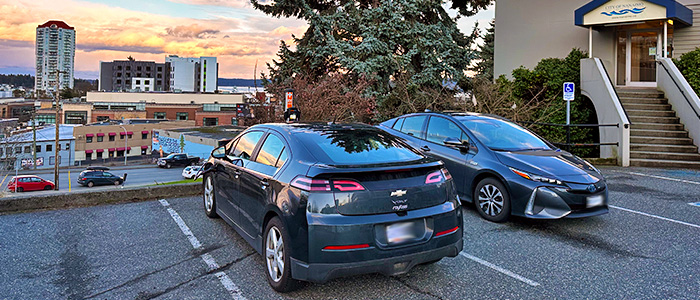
left=290, top=238, right=462, bottom=283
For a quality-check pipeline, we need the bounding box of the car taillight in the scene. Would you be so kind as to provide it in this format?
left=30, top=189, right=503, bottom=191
left=291, top=176, right=330, bottom=192
left=81, top=178, right=87, bottom=181
left=323, top=244, right=370, bottom=251
left=332, top=180, right=365, bottom=192
left=425, top=170, right=444, bottom=184
left=291, top=176, right=366, bottom=192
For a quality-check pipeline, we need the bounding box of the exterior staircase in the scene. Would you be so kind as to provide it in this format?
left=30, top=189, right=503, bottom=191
left=617, top=87, right=700, bottom=169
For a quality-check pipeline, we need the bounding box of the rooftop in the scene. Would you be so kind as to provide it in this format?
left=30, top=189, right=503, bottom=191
left=37, top=20, right=74, bottom=30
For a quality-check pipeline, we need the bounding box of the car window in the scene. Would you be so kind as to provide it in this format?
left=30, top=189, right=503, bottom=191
left=392, top=118, right=405, bottom=130
left=400, top=116, right=426, bottom=137
left=32, top=178, right=43, bottom=182
left=426, top=116, right=466, bottom=145
left=104, top=172, right=115, bottom=177
left=276, top=149, right=289, bottom=168
left=231, top=131, right=264, bottom=161
left=458, top=117, right=551, bottom=151
left=256, top=134, right=287, bottom=168
left=20, top=178, right=30, bottom=183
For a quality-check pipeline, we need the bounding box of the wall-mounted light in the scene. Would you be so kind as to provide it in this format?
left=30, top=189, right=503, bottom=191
left=667, top=20, right=674, bottom=26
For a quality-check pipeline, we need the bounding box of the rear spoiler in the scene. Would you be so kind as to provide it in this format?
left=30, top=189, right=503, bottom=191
left=306, top=159, right=443, bottom=177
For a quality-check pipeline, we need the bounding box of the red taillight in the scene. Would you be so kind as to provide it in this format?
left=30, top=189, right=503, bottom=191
left=81, top=178, right=87, bottom=181
left=323, top=244, right=370, bottom=251
left=332, top=180, right=365, bottom=192
left=435, top=226, right=459, bottom=237
left=291, top=176, right=330, bottom=192
left=441, top=168, right=452, bottom=181
left=425, top=170, right=444, bottom=184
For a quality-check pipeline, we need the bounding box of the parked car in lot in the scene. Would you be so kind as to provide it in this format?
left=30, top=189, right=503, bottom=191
left=182, top=165, right=202, bottom=179
left=77, top=168, right=124, bottom=187
left=157, top=153, right=199, bottom=169
left=7, top=175, right=54, bottom=192
left=379, top=112, right=608, bottom=222
left=201, top=123, right=463, bottom=292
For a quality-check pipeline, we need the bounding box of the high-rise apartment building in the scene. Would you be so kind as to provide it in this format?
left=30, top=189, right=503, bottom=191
left=98, top=60, right=170, bottom=92
left=165, top=55, right=218, bottom=93
left=35, top=20, right=75, bottom=91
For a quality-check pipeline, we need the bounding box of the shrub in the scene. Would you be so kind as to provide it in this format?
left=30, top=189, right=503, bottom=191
left=674, top=48, right=700, bottom=96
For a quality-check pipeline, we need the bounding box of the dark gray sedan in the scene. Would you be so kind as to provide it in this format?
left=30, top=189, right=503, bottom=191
left=380, top=112, right=608, bottom=222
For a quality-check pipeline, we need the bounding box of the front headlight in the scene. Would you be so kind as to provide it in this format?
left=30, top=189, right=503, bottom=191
left=509, top=167, right=563, bottom=186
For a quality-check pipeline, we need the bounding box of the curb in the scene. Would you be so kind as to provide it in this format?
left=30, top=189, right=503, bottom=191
left=0, top=182, right=202, bottom=214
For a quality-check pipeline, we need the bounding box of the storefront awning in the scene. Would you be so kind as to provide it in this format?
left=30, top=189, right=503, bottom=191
left=97, top=133, right=105, bottom=137
left=85, top=134, right=94, bottom=137
left=96, top=149, right=104, bottom=153
left=141, top=130, right=149, bottom=134
left=85, top=150, right=93, bottom=154
left=141, top=145, right=149, bottom=149
left=575, top=0, right=693, bottom=27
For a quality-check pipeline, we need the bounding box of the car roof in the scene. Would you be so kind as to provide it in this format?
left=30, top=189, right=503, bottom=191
left=251, top=122, right=379, bottom=134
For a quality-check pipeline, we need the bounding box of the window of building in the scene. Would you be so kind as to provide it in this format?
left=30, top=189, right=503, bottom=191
left=116, top=79, right=122, bottom=84
left=86, top=136, right=93, bottom=143
left=176, top=112, right=189, bottom=120
left=158, top=66, right=163, bottom=72
left=109, top=135, right=115, bottom=142
left=154, top=112, right=166, bottom=119
left=135, top=80, right=141, bottom=85
left=146, top=66, right=151, bottom=71
left=96, top=151, right=103, bottom=159
left=127, top=133, right=133, bottom=139
left=36, top=145, right=41, bottom=153
left=137, top=66, right=142, bottom=71
left=117, top=150, right=124, bottom=157
left=49, top=156, right=55, bottom=165
left=109, top=150, right=114, bottom=158
left=46, top=145, right=52, bottom=152
left=203, top=118, right=218, bottom=126
left=231, top=118, right=237, bottom=125
left=86, top=152, right=92, bottom=160
left=24, top=146, right=31, bottom=153
left=141, top=148, right=147, bottom=155
left=117, top=66, right=122, bottom=70
left=157, top=74, right=162, bottom=78
left=145, top=87, right=149, bottom=92
left=117, top=72, right=122, bottom=77
left=145, top=80, right=149, bottom=85
left=137, top=73, right=142, bottom=77
left=126, top=66, right=131, bottom=70
left=96, top=116, right=109, bottom=122
left=126, top=73, right=131, bottom=77
left=66, top=143, right=70, bottom=151
left=0, top=148, right=3, bottom=157
left=142, top=132, right=148, bottom=139
left=14, top=147, right=21, bottom=154
left=120, top=134, right=124, bottom=140
left=97, top=136, right=103, bottom=142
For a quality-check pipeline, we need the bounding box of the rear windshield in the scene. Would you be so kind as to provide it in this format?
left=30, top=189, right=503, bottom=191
left=295, top=127, right=423, bottom=165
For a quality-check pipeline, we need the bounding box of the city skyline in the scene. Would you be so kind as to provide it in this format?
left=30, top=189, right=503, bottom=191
left=0, top=0, right=493, bottom=80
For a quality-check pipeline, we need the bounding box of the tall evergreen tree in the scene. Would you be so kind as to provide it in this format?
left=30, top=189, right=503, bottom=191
left=473, top=19, right=494, bottom=79
left=253, top=0, right=492, bottom=118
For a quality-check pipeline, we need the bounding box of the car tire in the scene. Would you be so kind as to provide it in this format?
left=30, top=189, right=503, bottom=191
left=17, top=187, right=23, bottom=192
left=166, top=163, right=172, bottom=169
left=474, top=178, right=511, bottom=223
left=87, top=181, right=94, bottom=188
left=114, top=180, right=122, bottom=186
left=44, top=185, right=52, bottom=190
left=203, top=175, right=218, bottom=218
left=264, top=217, right=299, bottom=293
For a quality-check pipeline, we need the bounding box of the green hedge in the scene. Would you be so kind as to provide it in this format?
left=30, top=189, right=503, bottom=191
left=674, top=48, right=700, bottom=96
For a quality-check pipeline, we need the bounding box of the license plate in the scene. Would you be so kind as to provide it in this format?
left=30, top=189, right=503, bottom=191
left=587, top=195, right=604, bottom=208
left=386, top=222, right=416, bottom=244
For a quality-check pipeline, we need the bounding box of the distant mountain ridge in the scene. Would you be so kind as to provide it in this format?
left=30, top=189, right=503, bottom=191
left=218, top=78, right=262, bottom=87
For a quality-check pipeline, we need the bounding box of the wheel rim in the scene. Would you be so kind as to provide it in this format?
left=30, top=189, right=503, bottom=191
left=265, top=226, right=284, bottom=283
left=478, top=184, right=504, bottom=217
left=204, top=177, right=214, bottom=212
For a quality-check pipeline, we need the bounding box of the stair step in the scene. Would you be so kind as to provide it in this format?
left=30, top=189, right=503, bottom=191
left=629, top=116, right=680, bottom=124
left=630, top=129, right=689, bottom=138
left=630, top=158, right=700, bottom=169
left=631, top=144, right=699, bottom=153
left=630, top=151, right=700, bottom=161
left=620, top=97, right=668, bottom=105
left=624, top=103, right=672, bottom=111
left=617, top=91, right=665, bottom=99
left=631, top=123, right=685, bottom=131
left=626, top=109, right=676, bottom=117
left=631, top=136, right=694, bottom=145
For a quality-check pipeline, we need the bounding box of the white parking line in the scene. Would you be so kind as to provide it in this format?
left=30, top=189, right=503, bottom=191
left=620, top=171, right=700, bottom=185
left=459, top=252, right=541, bottom=287
left=609, top=205, right=700, bottom=230
left=159, top=199, right=247, bottom=300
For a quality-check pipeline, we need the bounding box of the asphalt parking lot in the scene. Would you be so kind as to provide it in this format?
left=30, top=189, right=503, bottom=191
left=1, top=166, right=698, bottom=299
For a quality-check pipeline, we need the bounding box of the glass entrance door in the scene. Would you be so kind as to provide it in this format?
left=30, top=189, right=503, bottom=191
left=627, top=31, right=659, bottom=86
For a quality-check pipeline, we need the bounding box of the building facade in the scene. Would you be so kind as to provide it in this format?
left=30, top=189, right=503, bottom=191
left=35, top=20, right=75, bottom=91
left=0, top=125, right=76, bottom=170
left=152, top=126, right=244, bottom=159
left=98, top=60, right=170, bottom=92
left=165, top=55, right=219, bottom=93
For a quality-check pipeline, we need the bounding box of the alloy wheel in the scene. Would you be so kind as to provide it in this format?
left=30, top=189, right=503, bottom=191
left=265, top=226, right=285, bottom=283
left=204, top=177, right=214, bottom=212
left=478, top=184, right=504, bottom=217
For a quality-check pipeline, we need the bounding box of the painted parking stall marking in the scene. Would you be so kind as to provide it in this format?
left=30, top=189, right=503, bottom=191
left=610, top=205, right=700, bottom=230
left=689, top=202, right=700, bottom=208
left=616, top=171, right=700, bottom=185
left=459, top=252, right=541, bottom=287
left=159, top=199, right=247, bottom=300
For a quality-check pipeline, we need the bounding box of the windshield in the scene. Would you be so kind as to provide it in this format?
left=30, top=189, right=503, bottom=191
left=295, top=126, right=423, bottom=165
left=458, top=117, right=551, bottom=151
left=165, top=154, right=176, bottom=159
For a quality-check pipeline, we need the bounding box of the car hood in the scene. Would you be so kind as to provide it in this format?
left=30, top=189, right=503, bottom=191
left=494, top=150, right=602, bottom=184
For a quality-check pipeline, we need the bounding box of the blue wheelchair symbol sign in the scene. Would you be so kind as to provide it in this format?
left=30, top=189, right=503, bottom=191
left=563, top=82, right=575, bottom=101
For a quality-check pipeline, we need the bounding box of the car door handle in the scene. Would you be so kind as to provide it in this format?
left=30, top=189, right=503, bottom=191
left=260, top=179, right=270, bottom=189
left=421, top=145, right=431, bottom=152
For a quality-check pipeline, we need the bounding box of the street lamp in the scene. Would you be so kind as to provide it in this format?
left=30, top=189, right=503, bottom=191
left=119, top=125, right=128, bottom=166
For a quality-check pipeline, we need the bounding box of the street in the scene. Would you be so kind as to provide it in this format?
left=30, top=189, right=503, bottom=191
left=0, top=165, right=188, bottom=195
left=0, top=166, right=699, bottom=299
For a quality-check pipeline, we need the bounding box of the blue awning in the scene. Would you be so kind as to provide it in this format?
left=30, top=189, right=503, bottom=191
left=575, top=0, right=693, bottom=27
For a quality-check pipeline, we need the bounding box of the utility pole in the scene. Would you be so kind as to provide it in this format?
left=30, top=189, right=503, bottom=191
left=32, top=112, right=37, bottom=170
left=54, top=69, right=65, bottom=190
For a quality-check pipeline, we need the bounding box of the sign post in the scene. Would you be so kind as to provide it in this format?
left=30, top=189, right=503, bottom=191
left=563, top=82, right=575, bottom=152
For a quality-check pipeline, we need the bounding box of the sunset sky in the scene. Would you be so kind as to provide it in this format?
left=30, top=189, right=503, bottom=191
left=0, top=0, right=494, bottom=80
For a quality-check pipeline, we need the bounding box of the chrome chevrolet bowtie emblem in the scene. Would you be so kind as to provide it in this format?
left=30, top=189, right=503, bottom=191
left=390, top=190, right=407, bottom=197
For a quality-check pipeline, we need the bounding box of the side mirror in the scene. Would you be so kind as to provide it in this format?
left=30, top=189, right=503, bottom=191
left=443, top=137, right=470, bottom=151
left=211, top=146, right=226, bottom=159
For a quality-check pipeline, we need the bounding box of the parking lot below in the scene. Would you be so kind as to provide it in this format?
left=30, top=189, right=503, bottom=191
left=0, top=166, right=698, bottom=299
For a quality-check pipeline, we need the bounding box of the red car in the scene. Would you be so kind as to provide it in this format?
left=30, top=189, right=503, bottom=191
left=7, top=175, right=55, bottom=192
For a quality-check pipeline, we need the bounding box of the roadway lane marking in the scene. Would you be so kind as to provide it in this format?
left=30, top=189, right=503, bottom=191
left=159, top=199, right=247, bottom=300
left=610, top=205, right=700, bottom=230
left=459, top=252, right=541, bottom=287
left=619, top=171, right=700, bottom=185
